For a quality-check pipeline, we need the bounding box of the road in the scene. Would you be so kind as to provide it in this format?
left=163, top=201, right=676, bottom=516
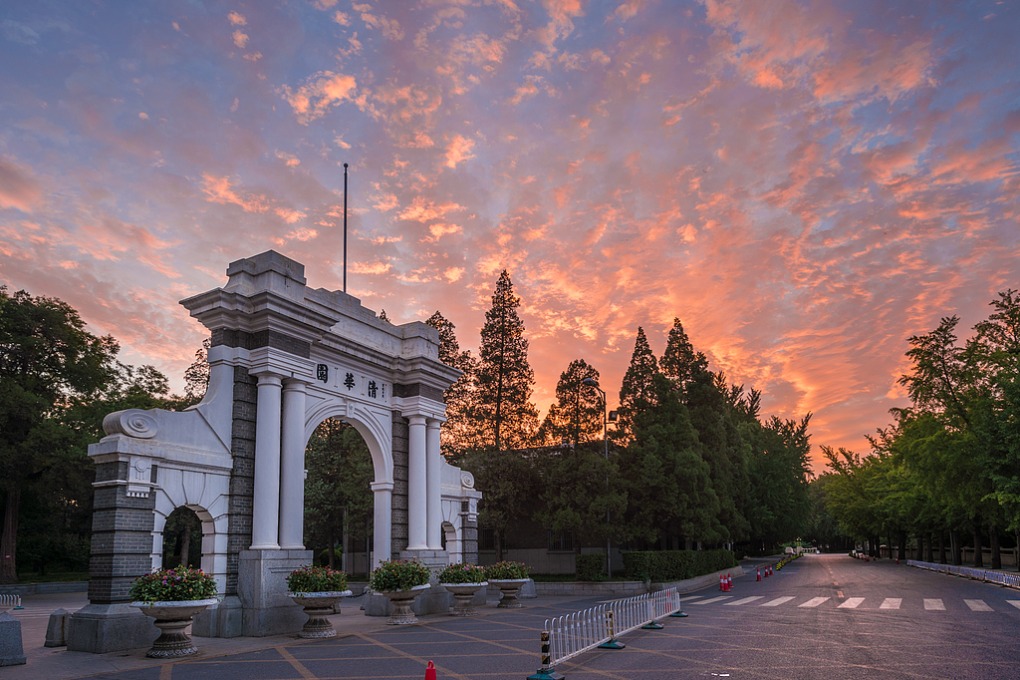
left=558, top=553, right=1020, bottom=679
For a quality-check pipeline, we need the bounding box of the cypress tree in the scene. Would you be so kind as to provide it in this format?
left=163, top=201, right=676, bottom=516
left=475, top=271, right=539, bottom=451
left=425, top=311, right=480, bottom=458
left=614, top=327, right=659, bottom=445
left=537, top=359, right=603, bottom=447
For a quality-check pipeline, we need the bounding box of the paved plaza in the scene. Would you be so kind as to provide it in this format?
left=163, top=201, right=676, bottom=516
left=5, top=590, right=624, bottom=679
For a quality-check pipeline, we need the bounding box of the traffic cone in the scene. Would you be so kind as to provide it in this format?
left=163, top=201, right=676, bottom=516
left=719, top=574, right=725, bottom=591
left=425, top=660, right=437, bottom=680
left=756, top=567, right=761, bottom=582
left=727, top=574, right=733, bottom=591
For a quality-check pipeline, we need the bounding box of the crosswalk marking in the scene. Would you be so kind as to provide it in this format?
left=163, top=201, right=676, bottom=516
left=682, top=594, right=1020, bottom=612
left=725, top=596, right=764, bottom=606
left=690, top=596, right=733, bottom=605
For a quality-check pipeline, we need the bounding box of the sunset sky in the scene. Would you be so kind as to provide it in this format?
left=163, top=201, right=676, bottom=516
left=2, top=1, right=1018, bottom=472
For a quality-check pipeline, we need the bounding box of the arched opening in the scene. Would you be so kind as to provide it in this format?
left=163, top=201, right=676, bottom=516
left=304, top=418, right=375, bottom=578
left=161, top=506, right=203, bottom=569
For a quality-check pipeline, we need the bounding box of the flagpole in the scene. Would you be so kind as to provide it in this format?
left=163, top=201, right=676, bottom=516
left=343, top=162, right=348, bottom=293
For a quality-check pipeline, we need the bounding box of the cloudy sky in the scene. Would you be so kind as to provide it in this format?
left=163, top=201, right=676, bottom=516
left=2, top=1, right=1018, bottom=470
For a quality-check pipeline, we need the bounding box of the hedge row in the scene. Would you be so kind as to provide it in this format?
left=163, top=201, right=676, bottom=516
left=622, top=549, right=737, bottom=581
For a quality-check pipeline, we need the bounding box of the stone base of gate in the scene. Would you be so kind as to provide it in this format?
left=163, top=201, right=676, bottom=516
left=238, top=548, right=313, bottom=636
left=66, top=603, right=155, bottom=654
left=193, top=595, right=243, bottom=638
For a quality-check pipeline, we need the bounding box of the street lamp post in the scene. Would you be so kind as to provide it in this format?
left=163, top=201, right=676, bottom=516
left=582, top=377, right=612, bottom=579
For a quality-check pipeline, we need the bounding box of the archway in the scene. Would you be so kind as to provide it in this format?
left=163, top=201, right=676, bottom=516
left=69, top=251, right=480, bottom=653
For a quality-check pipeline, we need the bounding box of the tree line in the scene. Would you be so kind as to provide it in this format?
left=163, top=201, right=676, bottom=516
left=816, top=291, right=1020, bottom=568
left=419, top=271, right=815, bottom=562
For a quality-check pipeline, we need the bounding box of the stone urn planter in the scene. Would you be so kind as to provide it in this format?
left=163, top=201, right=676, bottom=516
left=289, top=591, right=353, bottom=638
left=488, top=579, right=529, bottom=608
left=485, top=561, right=531, bottom=609
left=132, top=599, right=218, bottom=658
left=380, top=583, right=431, bottom=625
left=440, top=582, right=488, bottom=616
left=286, top=565, right=351, bottom=638
left=128, top=566, right=220, bottom=659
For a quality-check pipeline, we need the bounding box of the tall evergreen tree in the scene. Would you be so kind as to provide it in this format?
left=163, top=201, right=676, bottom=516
left=474, top=271, right=539, bottom=451
left=537, top=359, right=602, bottom=447
left=622, top=374, right=719, bottom=546
left=614, top=327, right=659, bottom=445
left=660, top=317, right=708, bottom=397
left=425, top=311, right=480, bottom=457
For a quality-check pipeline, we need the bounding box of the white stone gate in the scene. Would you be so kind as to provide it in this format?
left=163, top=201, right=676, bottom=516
left=68, top=251, right=480, bottom=653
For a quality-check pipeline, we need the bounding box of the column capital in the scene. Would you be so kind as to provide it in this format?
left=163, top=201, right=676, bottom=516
left=252, top=371, right=283, bottom=386
left=406, top=414, right=427, bottom=426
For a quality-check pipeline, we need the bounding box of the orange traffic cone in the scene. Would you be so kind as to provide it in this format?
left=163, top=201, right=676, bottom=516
left=727, top=574, right=733, bottom=591
left=719, top=574, right=725, bottom=591
left=756, top=567, right=761, bottom=582
left=425, top=660, right=437, bottom=680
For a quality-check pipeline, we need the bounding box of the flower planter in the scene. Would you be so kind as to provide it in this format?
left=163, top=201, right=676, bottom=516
left=489, top=579, right=528, bottom=608
left=132, top=598, right=218, bottom=658
left=289, top=590, right=353, bottom=638
left=440, top=581, right=488, bottom=616
left=380, top=583, right=431, bottom=625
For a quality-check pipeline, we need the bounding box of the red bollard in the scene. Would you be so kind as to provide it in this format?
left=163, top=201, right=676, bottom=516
left=425, top=660, right=437, bottom=680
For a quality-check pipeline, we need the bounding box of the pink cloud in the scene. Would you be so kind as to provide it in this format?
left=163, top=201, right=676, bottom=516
left=0, top=156, right=43, bottom=212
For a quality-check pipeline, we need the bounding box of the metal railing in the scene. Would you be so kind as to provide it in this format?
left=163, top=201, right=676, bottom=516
left=907, top=560, right=1020, bottom=588
left=528, top=587, right=683, bottom=679
left=0, top=593, right=23, bottom=611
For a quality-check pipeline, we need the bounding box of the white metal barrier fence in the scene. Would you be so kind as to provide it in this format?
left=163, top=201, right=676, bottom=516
left=0, top=593, right=23, bottom=610
left=527, top=587, right=684, bottom=679
left=907, top=560, right=1020, bottom=588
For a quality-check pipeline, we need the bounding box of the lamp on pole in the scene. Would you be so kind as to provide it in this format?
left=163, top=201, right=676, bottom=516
left=582, top=377, right=612, bottom=579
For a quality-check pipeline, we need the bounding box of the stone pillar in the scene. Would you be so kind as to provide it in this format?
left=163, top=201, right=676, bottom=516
left=406, top=415, right=427, bottom=550
left=251, top=373, right=282, bottom=550
left=371, top=481, right=394, bottom=568
left=426, top=419, right=442, bottom=550
left=278, top=380, right=306, bottom=550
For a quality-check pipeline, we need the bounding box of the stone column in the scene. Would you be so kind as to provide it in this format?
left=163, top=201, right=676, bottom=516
left=278, top=380, right=306, bottom=550
left=406, top=415, right=427, bottom=550
left=251, top=373, right=282, bottom=550
left=426, top=419, right=442, bottom=550
left=371, top=481, right=394, bottom=568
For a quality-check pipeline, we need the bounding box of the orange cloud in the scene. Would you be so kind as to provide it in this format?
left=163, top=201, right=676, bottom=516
left=281, top=71, right=358, bottom=125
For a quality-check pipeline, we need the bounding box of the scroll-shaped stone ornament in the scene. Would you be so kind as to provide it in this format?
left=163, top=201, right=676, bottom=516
left=103, top=409, right=159, bottom=439
left=460, top=471, right=475, bottom=489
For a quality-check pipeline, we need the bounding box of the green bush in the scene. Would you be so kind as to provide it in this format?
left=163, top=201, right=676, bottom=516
left=622, top=549, right=736, bottom=581
left=575, top=554, right=605, bottom=581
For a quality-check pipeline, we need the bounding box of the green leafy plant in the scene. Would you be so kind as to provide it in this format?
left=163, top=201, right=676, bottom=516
left=369, top=559, right=431, bottom=592
left=485, top=561, right=530, bottom=580
left=286, top=564, right=348, bottom=594
left=129, top=566, right=218, bottom=604
left=575, top=554, right=605, bottom=581
left=438, top=563, right=488, bottom=584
